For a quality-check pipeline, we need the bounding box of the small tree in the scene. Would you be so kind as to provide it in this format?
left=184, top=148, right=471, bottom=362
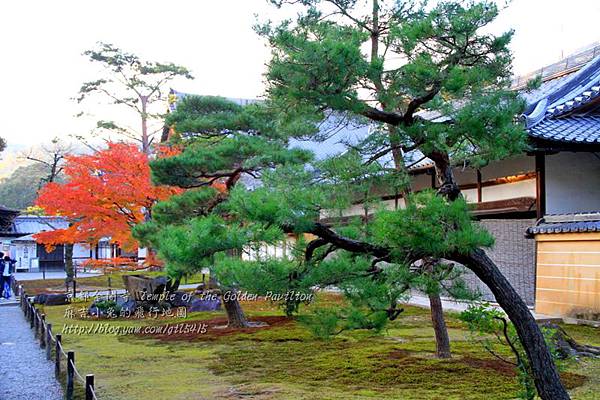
left=35, top=142, right=178, bottom=280
left=460, top=304, right=566, bottom=400
left=77, top=42, right=193, bottom=154
left=133, top=95, right=314, bottom=328
left=22, top=137, right=73, bottom=185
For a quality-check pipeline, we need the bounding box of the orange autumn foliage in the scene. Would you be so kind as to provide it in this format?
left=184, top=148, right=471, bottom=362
left=35, top=142, right=181, bottom=251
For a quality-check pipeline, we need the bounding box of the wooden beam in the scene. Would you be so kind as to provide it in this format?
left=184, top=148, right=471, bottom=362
left=535, top=152, right=546, bottom=220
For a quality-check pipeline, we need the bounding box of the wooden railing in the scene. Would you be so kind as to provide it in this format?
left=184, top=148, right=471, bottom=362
left=16, top=281, right=99, bottom=400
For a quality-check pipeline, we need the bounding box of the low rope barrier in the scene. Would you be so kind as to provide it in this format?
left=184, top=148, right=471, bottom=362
left=16, top=281, right=100, bottom=400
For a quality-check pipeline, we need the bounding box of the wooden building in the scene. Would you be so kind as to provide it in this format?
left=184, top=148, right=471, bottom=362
left=521, top=46, right=600, bottom=319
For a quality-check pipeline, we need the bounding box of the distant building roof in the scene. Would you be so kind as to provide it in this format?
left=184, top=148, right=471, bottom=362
left=168, top=89, right=258, bottom=113
left=168, top=90, right=435, bottom=172
left=527, top=212, right=600, bottom=236
left=12, top=216, right=69, bottom=235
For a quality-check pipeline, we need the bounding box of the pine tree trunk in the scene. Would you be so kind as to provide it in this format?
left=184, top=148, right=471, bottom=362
left=222, top=290, right=250, bottom=328
left=140, top=95, right=150, bottom=154
left=428, top=292, right=451, bottom=358
left=454, top=249, right=570, bottom=400
left=425, top=150, right=570, bottom=399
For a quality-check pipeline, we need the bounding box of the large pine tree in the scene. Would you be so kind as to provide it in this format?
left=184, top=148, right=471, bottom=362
left=236, top=1, right=567, bottom=399
left=137, top=1, right=569, bottom=398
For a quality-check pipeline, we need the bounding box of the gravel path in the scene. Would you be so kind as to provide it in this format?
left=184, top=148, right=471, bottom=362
left=0, top=305, right=63, bottom=400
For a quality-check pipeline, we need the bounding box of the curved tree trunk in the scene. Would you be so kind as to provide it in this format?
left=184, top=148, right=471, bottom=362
left=429, top=292, right=451, bottom=358
left=427, top=149, right=570, bottom=399
left=454, top=249, right=569, bottom=400
left=222, top=289, right=250, bottom=328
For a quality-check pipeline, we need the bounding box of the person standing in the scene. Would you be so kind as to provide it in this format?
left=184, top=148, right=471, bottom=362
left=0, top=251, right=7, bottom=298
left=3, top=255, right=15, bottom=298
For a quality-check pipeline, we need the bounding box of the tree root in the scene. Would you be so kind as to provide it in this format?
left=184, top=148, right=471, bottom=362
left=542, top=323, right=600, bottom=359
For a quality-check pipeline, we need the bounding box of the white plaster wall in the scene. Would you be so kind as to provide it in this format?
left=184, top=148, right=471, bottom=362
left=462, top=188, right=478, bottom=203
left=546, top=152, right=600, bottom=214
left=482, top=179, right=536, bottom=202
left=13, top=242, right=36, bottom=270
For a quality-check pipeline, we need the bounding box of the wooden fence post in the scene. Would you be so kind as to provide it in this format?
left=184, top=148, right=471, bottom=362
left=46, top=323, right=52, bottom=360
left=55, top=334, right=62, bottom=378
left=40, top=314, right=46, bottom=347
left=85, top=374, right=95, bottom=400
left=30, top=299, right=35, bottom=329
left=67, top=351, right=75, bottom=400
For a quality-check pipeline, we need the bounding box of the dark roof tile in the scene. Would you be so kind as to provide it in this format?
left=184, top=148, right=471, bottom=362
left=527, top=116, right=600, bottom=144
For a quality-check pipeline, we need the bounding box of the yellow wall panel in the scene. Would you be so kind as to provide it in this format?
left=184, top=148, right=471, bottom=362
left=537, top=251, right=600, bottom=266
left=538, top=240, right=600, bottom=252
left=537, top=265, right=600, bottom=280
left=534, top=234, right=600, bottom=318
left=537, top=276, right=600, bottom=293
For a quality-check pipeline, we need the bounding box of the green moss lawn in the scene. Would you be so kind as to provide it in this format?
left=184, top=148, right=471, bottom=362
left=37, top=294, right=600, bottom=400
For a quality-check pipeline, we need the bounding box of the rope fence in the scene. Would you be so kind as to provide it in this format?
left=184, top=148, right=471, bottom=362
left=15, top=280, right=99, bottom=400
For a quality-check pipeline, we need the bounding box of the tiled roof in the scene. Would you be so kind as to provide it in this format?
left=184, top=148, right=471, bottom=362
left=524, top=54, right=600, bottom=126
left=12, top=216, right=69, bottom=234
left=527, top=213, right=600, bottom=235
left=527, top=220, right=600, bottom=235
left=519, top=73, right=577, bottom=105
left=522, top=47, right=600, bottom=145
left=528, top=116, right=600, bottom=144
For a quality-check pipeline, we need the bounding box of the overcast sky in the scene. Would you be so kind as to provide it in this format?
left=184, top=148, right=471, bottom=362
left=1, top=0, right=599, bottom=154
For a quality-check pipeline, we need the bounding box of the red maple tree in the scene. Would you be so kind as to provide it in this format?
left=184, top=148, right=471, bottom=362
left=35, top=142, right=180, bottom=252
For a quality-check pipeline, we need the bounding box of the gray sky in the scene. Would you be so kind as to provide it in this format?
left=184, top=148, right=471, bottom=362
left=1, top=0, right=599, bottom=153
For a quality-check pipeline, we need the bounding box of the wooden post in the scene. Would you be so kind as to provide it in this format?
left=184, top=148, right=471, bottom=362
left=476, top=169, right=483, bottom=203
left=30, top=300, right=35, bottom=329
left=40, top=314, right=46, bottom=347
left=46, top=324, right=53, bottom=360
left=55, top=334, right=62, bottom=378
left=73, top=280, right=77, bottom=298
left=535, top=152, right=546, bottom=220
left=85, top=374, right=95, bottom=400
left=67, top=351, right=75, bottom=400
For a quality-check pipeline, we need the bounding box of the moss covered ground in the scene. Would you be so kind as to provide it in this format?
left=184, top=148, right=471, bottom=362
left=38, top=294, right=599, bottom=400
